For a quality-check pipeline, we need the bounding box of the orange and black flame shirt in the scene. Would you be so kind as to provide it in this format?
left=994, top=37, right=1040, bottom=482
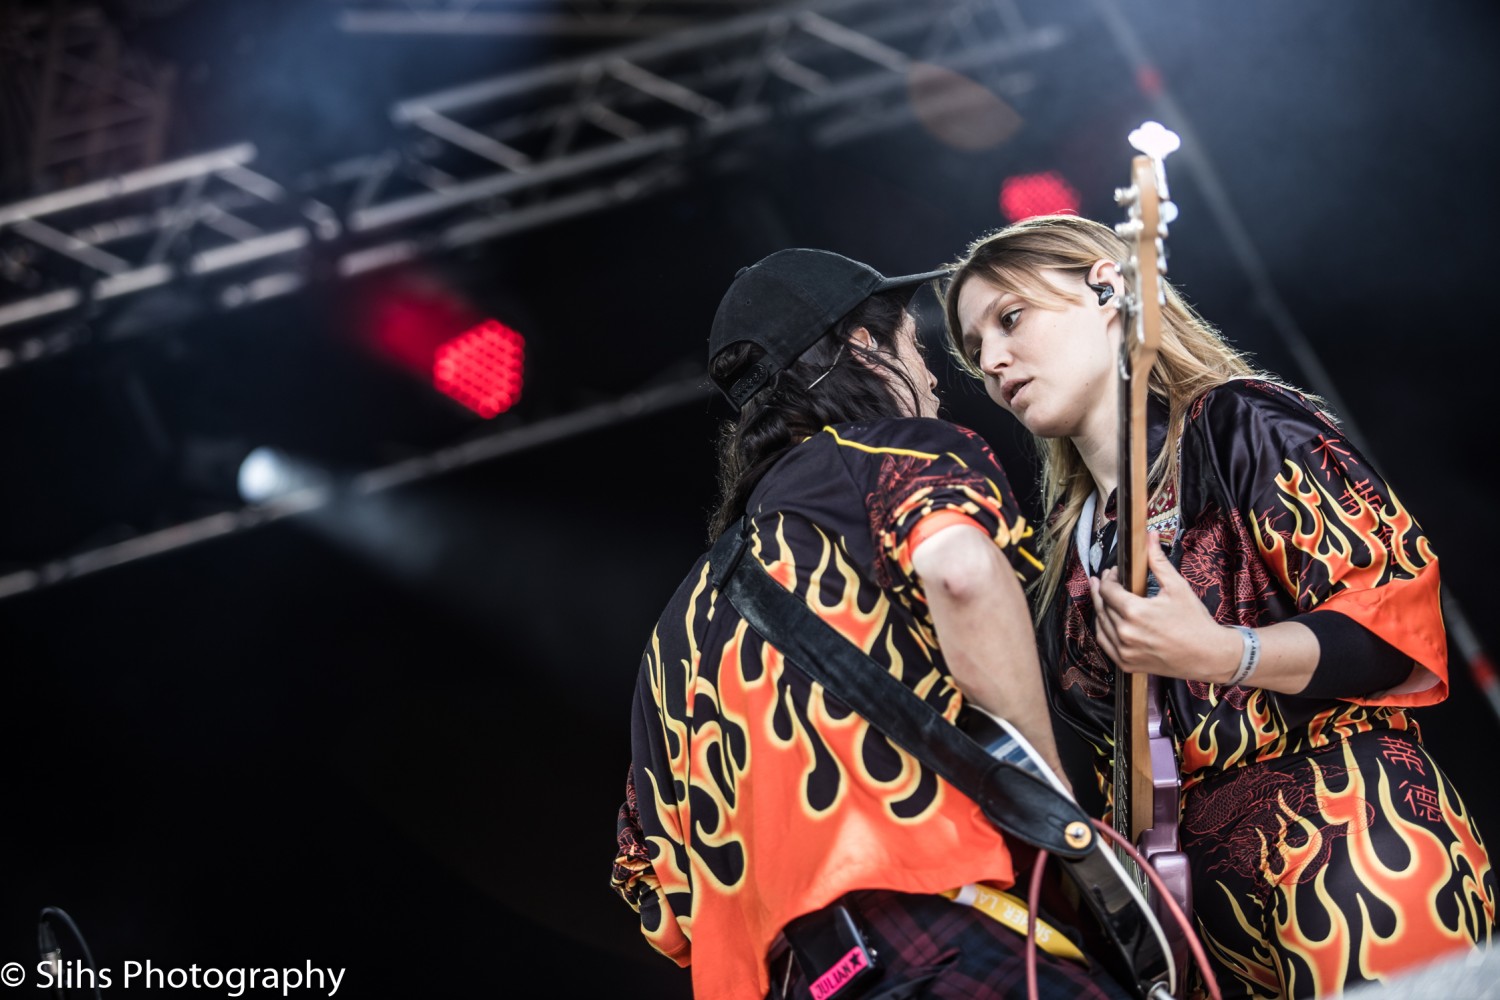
left=610, top=417, right=1042, bottom=1000
left=1039, top=378, right=1448, bottom=796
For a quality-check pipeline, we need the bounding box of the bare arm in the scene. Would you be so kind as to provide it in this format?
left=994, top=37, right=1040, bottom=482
left=911, top=521, right=1072, bottom=791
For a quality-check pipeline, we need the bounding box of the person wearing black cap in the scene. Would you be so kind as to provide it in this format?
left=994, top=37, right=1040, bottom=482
left=610, top=249, right=1130, bottom=999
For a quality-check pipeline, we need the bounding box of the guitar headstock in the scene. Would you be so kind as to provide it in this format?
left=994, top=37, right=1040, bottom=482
left=1113, top=121, right=1181, bottom=366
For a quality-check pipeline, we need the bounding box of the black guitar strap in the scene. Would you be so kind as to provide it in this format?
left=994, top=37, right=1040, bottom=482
left=707, top=516, right=1092, bottom=860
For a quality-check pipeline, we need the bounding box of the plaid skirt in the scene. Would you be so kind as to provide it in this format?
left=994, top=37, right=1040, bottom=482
left=766, top=889, right=1132, bottom=1000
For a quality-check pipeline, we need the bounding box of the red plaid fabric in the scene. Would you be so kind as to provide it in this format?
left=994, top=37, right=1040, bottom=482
left=767, top=890, right=1131, bottom=1000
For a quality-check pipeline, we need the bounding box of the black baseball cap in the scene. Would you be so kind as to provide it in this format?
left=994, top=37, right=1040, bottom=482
left=708, top=248, right=950, bottom=410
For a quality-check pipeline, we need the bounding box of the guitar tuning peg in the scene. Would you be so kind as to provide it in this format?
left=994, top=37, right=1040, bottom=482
left=1114, top=220, right=1143, bottom=239
left=1159, top=201, right=1179, bottom=224
left=1114, top=185, right=1137, bottom=207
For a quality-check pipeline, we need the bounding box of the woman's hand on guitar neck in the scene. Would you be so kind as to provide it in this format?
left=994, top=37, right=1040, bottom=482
left=1089, top=533, right=1237, bottom=682
left=1090, top=531, right=1321, bottom=693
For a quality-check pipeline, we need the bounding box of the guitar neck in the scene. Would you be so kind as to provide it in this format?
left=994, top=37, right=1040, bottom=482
left=1113, top=151, right=1165, bottom=846
left=1114, top=350, right=1155, bottom=846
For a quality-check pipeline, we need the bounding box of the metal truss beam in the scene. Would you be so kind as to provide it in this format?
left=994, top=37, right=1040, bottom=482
left=332, top=0, right=766, bottom=39
left=0, top=372, right=712, bottom=600
left=0, top=0, right=1065, bottom=368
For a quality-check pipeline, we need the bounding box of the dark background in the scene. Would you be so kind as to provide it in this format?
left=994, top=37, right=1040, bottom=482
left=3, top=2, right=1498, bottom=997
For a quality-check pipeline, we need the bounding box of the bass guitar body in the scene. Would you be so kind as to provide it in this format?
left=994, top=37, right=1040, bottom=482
left=1113, top=668, right=1191, bottom=973
left=1140, top=674, right=1191, bottom=968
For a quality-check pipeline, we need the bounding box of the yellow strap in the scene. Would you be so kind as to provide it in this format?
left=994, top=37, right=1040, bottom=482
left=941, top=884, right=1088, bottom=965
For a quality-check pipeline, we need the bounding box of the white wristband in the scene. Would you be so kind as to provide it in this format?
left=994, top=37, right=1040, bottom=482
left=1227, top=625, right=1261, bottom=688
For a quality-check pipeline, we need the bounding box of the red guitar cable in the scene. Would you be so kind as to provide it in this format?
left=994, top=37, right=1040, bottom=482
left=1024, top=821, right=1221, bottom=1000
left=1025, top=848, right=1050, bottom=1000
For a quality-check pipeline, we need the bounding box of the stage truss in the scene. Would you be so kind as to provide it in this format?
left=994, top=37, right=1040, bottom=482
left=0, top=0, right=1061, bottom=368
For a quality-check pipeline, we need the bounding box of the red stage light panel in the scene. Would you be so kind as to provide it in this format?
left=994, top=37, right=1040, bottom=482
left=432, top=320, right=525, bottom=419
left=999, top=172, right=1081, bottom=222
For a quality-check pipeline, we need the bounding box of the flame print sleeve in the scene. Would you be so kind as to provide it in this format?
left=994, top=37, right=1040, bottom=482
left=610, top=560, right=714, bottom=971
left=829, top=420, right=1041, bottom=604
left=611, top=762, right=692, bottom=965
left=1199, top=381, right=1447, bottom=706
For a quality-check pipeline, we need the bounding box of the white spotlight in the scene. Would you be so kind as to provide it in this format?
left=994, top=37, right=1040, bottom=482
left=237, top=446, right=313, bottom=503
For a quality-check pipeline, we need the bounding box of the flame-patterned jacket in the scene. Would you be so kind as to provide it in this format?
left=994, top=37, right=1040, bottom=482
left=1040, top=378, right=1447, bottom=795
left=611, top=417, right=1042, bottom=999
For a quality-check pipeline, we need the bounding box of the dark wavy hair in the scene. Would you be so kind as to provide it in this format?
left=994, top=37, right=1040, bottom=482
left=708, top=289, right=920, bottom=540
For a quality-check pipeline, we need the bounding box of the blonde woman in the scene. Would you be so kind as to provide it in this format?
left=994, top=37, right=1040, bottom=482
left=941, top=215, right=1494, bottom=998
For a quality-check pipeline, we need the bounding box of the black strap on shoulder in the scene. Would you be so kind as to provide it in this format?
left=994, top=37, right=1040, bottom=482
left=707, top=517, right=1091, bottom=859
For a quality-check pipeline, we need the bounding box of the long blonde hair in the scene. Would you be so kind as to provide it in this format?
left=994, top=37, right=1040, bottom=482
left=941, top=215, right=1281, bottom=620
